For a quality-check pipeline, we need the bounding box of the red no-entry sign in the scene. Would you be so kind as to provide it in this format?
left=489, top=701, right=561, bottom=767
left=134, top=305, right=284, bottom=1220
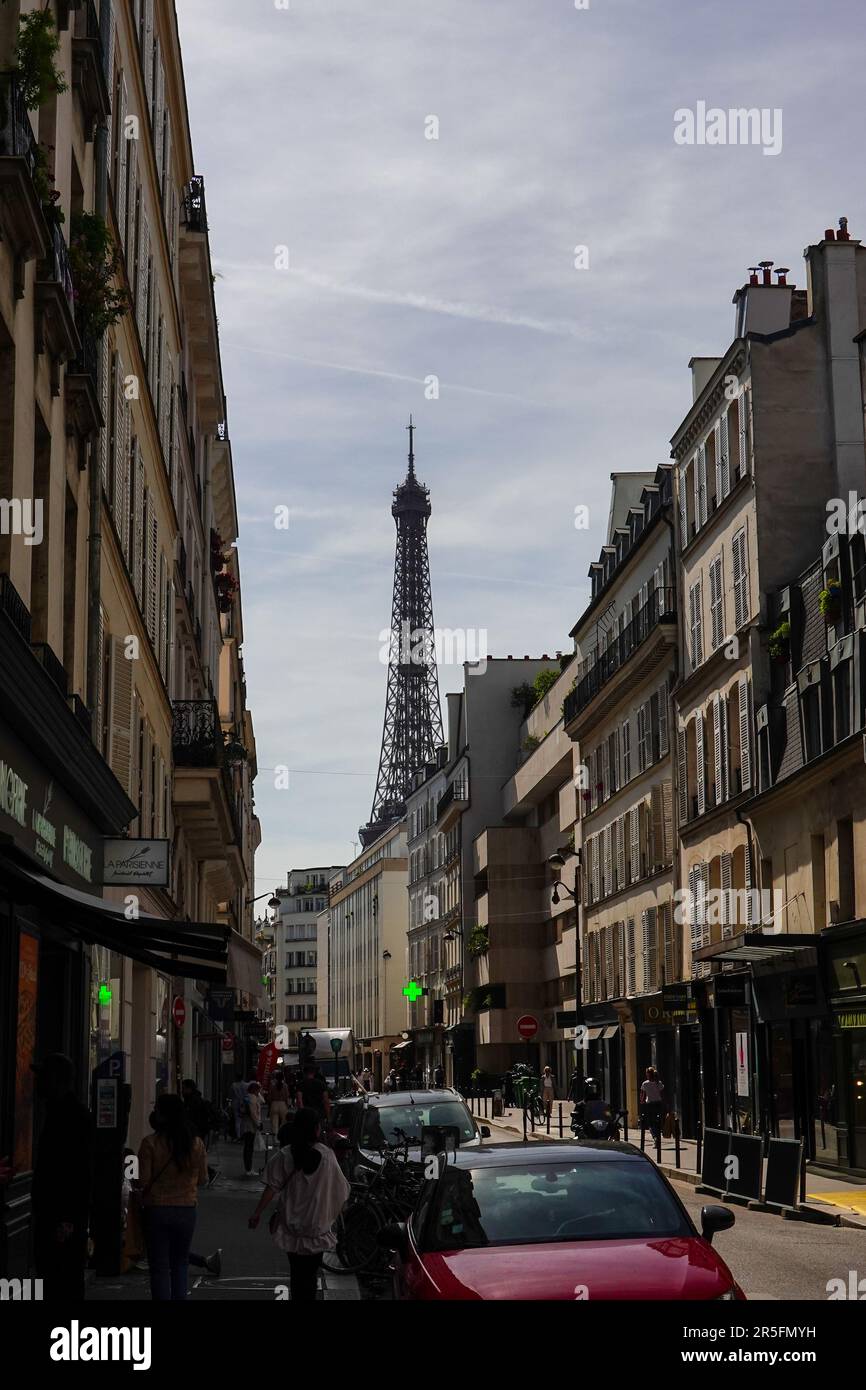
left=222, top=1033, right=234, bottom=1051
left=172, top=996, right=186, bottom=1029
left=517, top=1014, right=538, bottom=1040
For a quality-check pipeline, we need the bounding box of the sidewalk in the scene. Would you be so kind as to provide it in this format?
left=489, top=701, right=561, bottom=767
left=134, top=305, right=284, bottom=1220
left=86, top=1140, right=361, bottom=1302
left=471, top=1102, right=866, bottom=1230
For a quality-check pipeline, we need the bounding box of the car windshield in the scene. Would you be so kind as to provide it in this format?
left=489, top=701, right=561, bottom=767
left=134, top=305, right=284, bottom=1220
left=362, top=1102, right=475, bottom=1148
left=424, top=1161, right=690, bottom=1248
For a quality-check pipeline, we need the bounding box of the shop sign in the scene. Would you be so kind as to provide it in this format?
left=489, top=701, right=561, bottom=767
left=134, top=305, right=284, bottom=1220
left=636, top=998, right=698, bottom=1029
left=102, top=839, right=170, bottom=886
left=735, top=1032, right=750, bottom=1097
left=709, top=976, right=748, bottom=1008
left=782, top=976, right=817, bottom=1009
left=838, top=1009, right=866, bottom=1030
left=96, top=1079, right=118, bottom=1129
left=662, top=984, right=690, bottom=1011
left=209, top=989, right=236, bottom=1023
left=0, top=727, right=103, bottom=887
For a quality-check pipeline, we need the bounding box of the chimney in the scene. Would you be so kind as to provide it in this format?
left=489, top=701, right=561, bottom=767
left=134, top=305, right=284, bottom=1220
left=804, top=218, right=865, bottom=498
left=748, top=267, right=760, bottom=286
left=733, top=259, right=793, bottom=337
left=759, top=260, right=774, bottom=286
left=838, top=215, right=850, bottom=241
left=824, top=228, right=835, bottom=241
left=774, top=267, right=790, bottom=286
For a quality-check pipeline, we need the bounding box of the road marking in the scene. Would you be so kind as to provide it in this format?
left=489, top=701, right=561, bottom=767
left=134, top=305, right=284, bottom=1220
left=807, top=1190, right=866, bottom=1214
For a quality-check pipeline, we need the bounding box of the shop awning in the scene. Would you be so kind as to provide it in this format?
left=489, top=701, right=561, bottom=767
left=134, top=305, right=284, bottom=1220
left=600, top=1025, right=620, bottom=1040
left=391, top=1039, right=413, bottom=1051
left=227, top=931, right=264, bottom=1000
left=693, top=931, right=817, bottom=966
left=586, top=1026, right=605, bottom=1041
left=0, top=854, right=229, bottom=982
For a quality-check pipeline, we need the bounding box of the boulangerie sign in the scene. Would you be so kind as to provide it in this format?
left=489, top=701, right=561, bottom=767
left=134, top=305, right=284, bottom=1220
left=101, top=839, right=170, bottom=886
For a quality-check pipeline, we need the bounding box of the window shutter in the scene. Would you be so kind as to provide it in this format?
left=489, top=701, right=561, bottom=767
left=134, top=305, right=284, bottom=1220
left=116, top=76, right=129, bottom=243
left=109, top=636, right=134, bottom=794
left=604, top=927, right=613, bottom=999
left=637, top=704, right=646, bottom=773
left=658, top=679, right=669, bottom=757
left=147, top=511, right=158, bottom=645
left=163, top=109, right=172, bottom=211
left=99, top=335, right=111, bottom=493
left=600, top=740, right=609, bottom=801
left=744, top=841, right=753, bottom=925
left=157, top=551, right=166, bottom=678
left=129, top=686, right=140, bottom=831
left=133, top=453, right=144, bottom=606
left=678, top=471, right=687, bottom=545
left=662, top=779, right=673, bottom=863
left=721, top=852, right=733, bottom=939
left=739, top=675, right=752, bottom=791
left=165, top=576, right=174, bottom=695
left=739, top=386, right=751, bottom=475
left=698, top=444, right=708, bottom=525
left=616, top=816, right=626, bottom=890
left=603, top=824, right=612, bottom=897
left=137, top=212, right=150, bottom=344
left=719, top=693, right=729, bottom=802
left=621, top=718, right=631, bottom=783
left=696, top=708, right=706, bottom=815
left=713, top=694, right=723, bottom=807
left=113, top=354, right=128, bottom=542
left=94, top=606, right=105, bottom=752
left=630, top=804, right=640, bottom=883
left=733, top=523, right=749, bottom=629
left=154, top=43, right=164, bottom=183
left=709, top=556, right=723, bottom=649
left=651, top=784, right=664, bottom=869
left=592, top=835, right=601, bottom=903
left=626, top=919, right=636, bottom=995
left=143, top=0, right=154, bottom=107
left=677, top=726, right=688, bottom=826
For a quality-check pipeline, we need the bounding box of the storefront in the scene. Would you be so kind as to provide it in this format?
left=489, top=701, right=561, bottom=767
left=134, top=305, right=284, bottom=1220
left=582, top=1003, right=625, bottom=1113
left=821, top=922, right=866, bottom=1174
left=631, top=990, right=700, bottom=1135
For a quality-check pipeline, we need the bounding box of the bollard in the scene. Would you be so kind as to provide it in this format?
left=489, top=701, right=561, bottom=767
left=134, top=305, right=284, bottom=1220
left=546, top=1107, right=551, bottom=1135
left=622, top=1110, right=628, bottom=1143
left=674, top=1124, right=681, bottom=1169
left=558, top=1103, right=563, bottom=1138
left=655, top=1127, right=662, bottom=1163
left=640, top=1121, right=646, bottom=1153
left=523, top=1104, right=528, bottom=1142
left=696, top=1119, right=703, bottom=1177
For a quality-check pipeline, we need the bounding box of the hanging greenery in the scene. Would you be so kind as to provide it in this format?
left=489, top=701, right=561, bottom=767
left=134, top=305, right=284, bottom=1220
left=69, top=213, right=128, bottom=339
left=32, top=145, right=64, bottom=226
left=819, top=579, right=842, bottom=620
left=467, top=926, right=489, bottom=959
left=768, top=619, right=791, bottom=663
left=14, top=9, right=68, bottom=111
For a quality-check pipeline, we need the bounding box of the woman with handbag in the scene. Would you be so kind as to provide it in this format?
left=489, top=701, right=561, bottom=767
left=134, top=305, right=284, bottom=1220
left=247, top=1108, right=350, bottom=1302
left=137, top=1094, right=208, bottom=1301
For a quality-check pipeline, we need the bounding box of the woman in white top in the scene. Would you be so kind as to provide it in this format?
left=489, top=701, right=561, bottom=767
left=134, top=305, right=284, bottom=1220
left=639, top=1067, right=665, bottom=1142
left=541, top=1065, right=556, bottom=1118
left=248, top=1108, right=350, bottom=1301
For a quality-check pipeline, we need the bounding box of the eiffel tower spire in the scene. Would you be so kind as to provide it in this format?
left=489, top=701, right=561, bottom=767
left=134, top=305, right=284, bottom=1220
left=361, top=421, right=444, bottom=846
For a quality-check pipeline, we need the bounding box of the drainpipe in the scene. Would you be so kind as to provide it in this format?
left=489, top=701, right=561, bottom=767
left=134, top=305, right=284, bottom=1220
left=660, top=508, right=684, bottom=1121
left=86, top=3, right=112, bottom=726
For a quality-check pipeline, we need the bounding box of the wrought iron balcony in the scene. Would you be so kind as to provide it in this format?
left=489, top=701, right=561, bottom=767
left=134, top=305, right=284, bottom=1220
left=181, top=176, right=208, bottom=234
left=0, top=573, right=32, bottom=643
left=173, top=699, right=223, bottom=767
left=0, top=73, right=51, bottom=269
left=36, top=221, right=80, bottom=362
left=437, top=780, right=468, bottom=822
left=564, top=586, right=676, bottom=730
left=65, top=332, right=103, bottom=440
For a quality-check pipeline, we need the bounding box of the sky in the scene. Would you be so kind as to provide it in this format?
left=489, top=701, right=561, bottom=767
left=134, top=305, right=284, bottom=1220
left=176, top=0, right=866, bottom=889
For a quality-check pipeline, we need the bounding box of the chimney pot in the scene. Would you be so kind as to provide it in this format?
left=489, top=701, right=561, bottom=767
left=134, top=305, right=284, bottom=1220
left=748, top=266, right=760, bottom=286
left=824, top=228, right=836, bottom=241
left=775, top=267, right=790, bottom=286
left=759, top=259, right=774, bottom=286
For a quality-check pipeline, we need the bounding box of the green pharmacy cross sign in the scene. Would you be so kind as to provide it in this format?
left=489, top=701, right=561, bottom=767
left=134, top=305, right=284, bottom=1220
left=98, top=983, right=112, bottom=1006
left=403, top=980, right=427, bottom=1003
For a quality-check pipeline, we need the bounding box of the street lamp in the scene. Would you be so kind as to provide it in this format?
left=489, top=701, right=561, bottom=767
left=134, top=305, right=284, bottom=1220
left=246, top=889, right=281, bottom=910
left=548, top=849, right=584, bottom=1081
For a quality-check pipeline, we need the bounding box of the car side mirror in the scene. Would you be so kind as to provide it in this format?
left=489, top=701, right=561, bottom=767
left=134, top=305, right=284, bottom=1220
left=480, top=1126, right=491, bottom=1138
left=700, top=1204, right=735, bottom=1244
left=376, top=1221, right=409, bottom=1257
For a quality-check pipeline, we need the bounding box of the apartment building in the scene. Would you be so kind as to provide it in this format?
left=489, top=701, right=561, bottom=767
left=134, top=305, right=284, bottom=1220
left=327, top=824, right=407, bottom=1088
left=270, top=867, right=343, bottom=1048
left=0, top=0, right=259, bottom=1278
left=563, top=468, right=681, bottom=1121
left=671, top=222, right=866, bottom=1140
left=404, top=749, right=453, bottom=1082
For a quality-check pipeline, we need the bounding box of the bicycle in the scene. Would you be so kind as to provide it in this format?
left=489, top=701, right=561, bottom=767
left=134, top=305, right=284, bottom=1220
left=321, top=1140, right=421, bottom=1275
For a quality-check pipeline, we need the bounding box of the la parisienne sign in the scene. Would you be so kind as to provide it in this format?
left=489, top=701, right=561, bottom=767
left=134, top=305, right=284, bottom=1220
left=102, top=840, right=170, bottom=887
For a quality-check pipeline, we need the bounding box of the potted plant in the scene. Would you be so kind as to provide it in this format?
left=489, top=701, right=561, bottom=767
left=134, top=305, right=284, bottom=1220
left=32, top=146, right=64, bottom=227
left=468, top=926, right=489, bottom=959
left=522, top=733, right=540, bottom=755
left=14, top=9, right=67, bottom=111
left=768, top=619, right=791, bottom=664
left=69, top=213, right=128, bottom=338
left=819, top=579, right=842, bottom=622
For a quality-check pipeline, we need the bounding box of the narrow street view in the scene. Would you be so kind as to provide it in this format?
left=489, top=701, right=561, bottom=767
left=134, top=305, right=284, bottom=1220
left=0, top=0, right=865, bottom=1362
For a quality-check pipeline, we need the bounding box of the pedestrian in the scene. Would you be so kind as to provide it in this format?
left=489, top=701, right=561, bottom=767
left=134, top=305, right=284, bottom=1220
left=640, top=1066, right=665, bottom=1143
left=241, top=1082, right=264, bottom=1174
left=31, top=1053, right=93, bottom=1302
left=295, top=1062, right=330, bottom=1124
left=181, top=1078, right=220, bottom=1186
left=137, top=1093, right=208, bottom=1301
left=567, top=1067, right=582, bottom=1104
left=247, top=1108, right=350, bottom=1302
left=360, top=1067, right=372, bottom=1092
left=541, top=1065, right=556, bottom=1119
left=433, top=1063, right=445, bottom=1089
left=268, top=1070, right=291, bottom=1136
left=503, top=1070, right=515, bottom=1108
left=383, top=1067, right=398, bottom=1093
left=230, top=1073, right=247, bottom=1141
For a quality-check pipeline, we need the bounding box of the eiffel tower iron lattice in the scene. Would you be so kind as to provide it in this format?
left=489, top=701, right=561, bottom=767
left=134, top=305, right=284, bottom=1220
left=360, top=419, right=444, bottom=847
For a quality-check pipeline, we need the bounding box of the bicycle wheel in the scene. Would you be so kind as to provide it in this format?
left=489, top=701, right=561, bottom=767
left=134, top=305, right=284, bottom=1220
left=340, top=1201, right=385, bottom=1272
left=321, top=1212, right=353, bottom=1274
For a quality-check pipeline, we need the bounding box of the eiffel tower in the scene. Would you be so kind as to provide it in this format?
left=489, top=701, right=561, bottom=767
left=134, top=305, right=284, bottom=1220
left=360, top=419, right=444, bottom=848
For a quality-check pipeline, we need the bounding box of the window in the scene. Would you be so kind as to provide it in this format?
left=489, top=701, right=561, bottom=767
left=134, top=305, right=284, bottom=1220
left=621, top=718, right=631, bottom=783
left=801, top=685, right=822, bottom=762
left=689, top=581, right=703, bottom=669
left=709, top=555, right=724, bottom=649
left=732, top=526, right=749, bottom=629
left=833, top=661, right=851, bottom=744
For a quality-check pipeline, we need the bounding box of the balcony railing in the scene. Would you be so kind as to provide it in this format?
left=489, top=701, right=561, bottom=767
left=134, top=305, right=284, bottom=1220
left=437, top=780, right=468, bottom=820
left=0, top=573, right=32, bottom=642
left=40, top=221, right=76, bottom=319
left=181, top=175, right=207, bottom=233
left=67, top=330, right=98, bottom=383
left=30, top=642, right=69, bottom=697
left=0, top=72, right=39, bottom=180
left=565, top=586, right=676, bottom=725
left=172, top=698, right=223, bottom=767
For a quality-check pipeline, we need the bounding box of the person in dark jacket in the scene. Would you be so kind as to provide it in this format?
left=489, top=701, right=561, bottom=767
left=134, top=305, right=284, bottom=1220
left=31, top=1053, right=93, bottom=1302
left=503, top=1071, right=515, bottom=1108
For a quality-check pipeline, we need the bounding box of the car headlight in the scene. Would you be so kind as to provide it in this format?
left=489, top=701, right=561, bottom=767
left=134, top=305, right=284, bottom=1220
left=716, top=1289, right=738, bottom=1300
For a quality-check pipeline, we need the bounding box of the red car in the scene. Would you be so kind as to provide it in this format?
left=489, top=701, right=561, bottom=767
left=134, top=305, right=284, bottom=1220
left=380, top=1142, right=746, bottom=1300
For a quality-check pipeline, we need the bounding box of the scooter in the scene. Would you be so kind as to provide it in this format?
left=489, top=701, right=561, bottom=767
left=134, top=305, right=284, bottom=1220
left=569, top=1104, right=625, bottom=1141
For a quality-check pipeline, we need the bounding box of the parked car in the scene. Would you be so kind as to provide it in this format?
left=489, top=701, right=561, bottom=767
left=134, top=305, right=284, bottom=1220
left=330, top=1089, right=489, bottom=1174
left=379, top=1141, right=746, bottom=1301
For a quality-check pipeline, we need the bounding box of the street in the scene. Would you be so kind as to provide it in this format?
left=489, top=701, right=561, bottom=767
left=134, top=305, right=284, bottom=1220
left=85, top=1131, right=865, bottom=1303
